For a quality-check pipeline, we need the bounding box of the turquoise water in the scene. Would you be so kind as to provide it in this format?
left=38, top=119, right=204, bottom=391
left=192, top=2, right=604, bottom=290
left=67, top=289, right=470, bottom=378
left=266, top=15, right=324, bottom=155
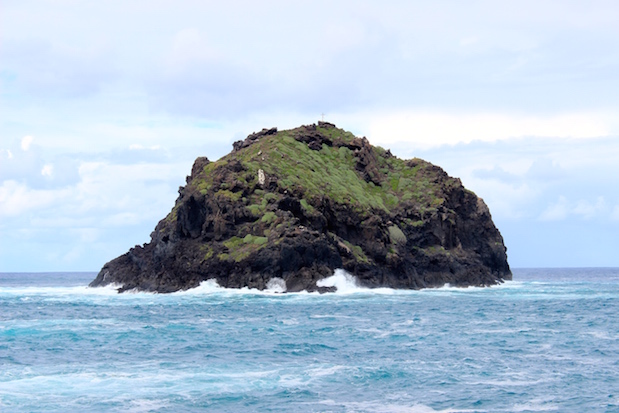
left=1, top=269, right=618, bottom=412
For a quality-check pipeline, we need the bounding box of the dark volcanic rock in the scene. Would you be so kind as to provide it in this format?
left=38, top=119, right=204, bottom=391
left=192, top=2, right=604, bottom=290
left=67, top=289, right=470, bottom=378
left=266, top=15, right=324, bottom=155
left=90, top=123, right=511, bottom=293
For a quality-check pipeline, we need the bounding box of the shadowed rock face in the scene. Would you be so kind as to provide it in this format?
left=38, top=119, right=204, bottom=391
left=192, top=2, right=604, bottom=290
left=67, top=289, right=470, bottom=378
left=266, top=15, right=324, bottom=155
left=90, top=122, right=511, bottom=293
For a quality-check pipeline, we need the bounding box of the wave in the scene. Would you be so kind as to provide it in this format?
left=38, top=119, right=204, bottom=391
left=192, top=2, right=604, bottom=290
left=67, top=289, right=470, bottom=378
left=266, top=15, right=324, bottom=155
left=178, top=269, right=404, bottom=296
left=318, top=399, right=485, bottom=413
left=0, top=269, right=526, bottom=299
left=0, top=283, right=124, bottom=297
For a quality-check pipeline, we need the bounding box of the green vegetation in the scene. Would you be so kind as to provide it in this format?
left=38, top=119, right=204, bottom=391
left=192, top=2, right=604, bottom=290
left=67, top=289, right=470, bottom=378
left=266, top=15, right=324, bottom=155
left=214, top=189, right=243, bottom=202
left=233, top=129, right=450, bottom=216
left=300, top=199, right=314, bottom=213
left=261, top=211, right=277, bottom=224
left=351, top=245, right=370, bottom=263
left=388, top=225, right=407, bottom=244
left=247, top=204, right=263, bottom=216
left=186, top=124, right=460, bottom=223
left=425, top=245, right=451, bottom=256
left=219, top=234, right=269, bottom=262
left=164, top=204, right=179, bottom=224
left=202, top=246, right=214, bottom=261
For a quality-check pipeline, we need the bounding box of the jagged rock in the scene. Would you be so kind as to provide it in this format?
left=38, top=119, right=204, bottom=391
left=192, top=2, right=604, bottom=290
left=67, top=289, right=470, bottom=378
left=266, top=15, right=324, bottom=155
left=233, top=127, right=278, bottom=152
left=90, top=123, right=511, bottom=293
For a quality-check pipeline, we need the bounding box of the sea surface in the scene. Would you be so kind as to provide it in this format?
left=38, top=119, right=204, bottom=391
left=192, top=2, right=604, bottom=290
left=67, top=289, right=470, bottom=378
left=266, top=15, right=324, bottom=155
left=1, top=268, right=618, bottom=412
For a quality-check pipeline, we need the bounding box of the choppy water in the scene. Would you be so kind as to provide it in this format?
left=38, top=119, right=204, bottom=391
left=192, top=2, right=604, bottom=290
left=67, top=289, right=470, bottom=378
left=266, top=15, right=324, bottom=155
left=1, top=268, right=618, bottom=412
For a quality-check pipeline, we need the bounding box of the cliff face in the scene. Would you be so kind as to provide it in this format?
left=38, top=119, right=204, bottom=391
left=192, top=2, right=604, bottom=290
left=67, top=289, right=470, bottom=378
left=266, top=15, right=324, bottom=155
left=90, top=122, right=511, bottom=293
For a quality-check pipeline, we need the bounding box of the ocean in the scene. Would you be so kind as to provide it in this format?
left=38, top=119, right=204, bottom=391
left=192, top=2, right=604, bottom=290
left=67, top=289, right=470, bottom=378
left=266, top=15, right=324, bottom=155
left=1, top=268, right=618, bottom=412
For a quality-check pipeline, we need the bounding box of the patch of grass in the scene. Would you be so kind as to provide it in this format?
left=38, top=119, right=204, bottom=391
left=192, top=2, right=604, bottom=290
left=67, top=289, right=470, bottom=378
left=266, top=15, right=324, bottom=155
left=223, top=236, right=244, bottom=250
left=243, top=234, right=268, bottom=245
left=403, top=218, right=424, bottom=227
left=300, top=199, right=314, bottom=214
left=388, top=225, right=407, bottom=244
left=219, top=234, right=269, bottom=262
left=351, top=245, right=370, bottom=263
left=261, top=211, right=277, bottom=224
left=164, top=204, right=180, bottom=224
left=247, top=204, right=265, bottom=217
left=425, top=245, right=450, bottom=256
left=203, top=246, right=214, bottom=261
left=215, top=189, right=243, bottom=202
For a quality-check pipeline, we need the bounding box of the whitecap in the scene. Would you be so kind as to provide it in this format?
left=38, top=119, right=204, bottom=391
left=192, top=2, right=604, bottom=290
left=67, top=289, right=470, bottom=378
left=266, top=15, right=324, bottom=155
left=0, top=283, right=125, bottom=298
left=316, top=268, right=377, bottom=294
left=266, top=277, right=287, bottom=293
left=173, top=278, right=223, bottom=295
left=318, top=399, right=484, bottom=412
left=127, top=399, right=170, bottom=413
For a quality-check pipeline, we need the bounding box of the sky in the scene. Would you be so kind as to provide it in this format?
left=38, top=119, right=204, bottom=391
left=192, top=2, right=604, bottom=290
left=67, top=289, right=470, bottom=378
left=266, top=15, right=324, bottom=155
left=1, top=0, right=619, bottom=271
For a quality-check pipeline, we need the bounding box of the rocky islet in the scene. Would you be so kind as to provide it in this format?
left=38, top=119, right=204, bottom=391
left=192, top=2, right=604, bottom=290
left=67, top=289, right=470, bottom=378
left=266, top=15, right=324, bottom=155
left=90, top=122, right=511, bottom=293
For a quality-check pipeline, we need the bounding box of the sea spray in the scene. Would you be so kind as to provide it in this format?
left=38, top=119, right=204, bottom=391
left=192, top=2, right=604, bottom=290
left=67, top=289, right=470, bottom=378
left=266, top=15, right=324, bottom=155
left=316, top=269, right=363, bottom=293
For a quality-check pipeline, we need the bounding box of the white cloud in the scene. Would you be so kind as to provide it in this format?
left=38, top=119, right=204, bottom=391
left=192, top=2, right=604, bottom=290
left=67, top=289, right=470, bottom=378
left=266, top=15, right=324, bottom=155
left=41, top=164, right=54, bottom=177
left=103, top=212, right=142, bottom=227
left=367, top=111, right=613, bottom=149
left=71, top=227, right=100, bottom=243
left=539, top=196, right=570, bottom=221
left=21, top=135, right=33, bottom=151
left=0, top=180, right=68, bottom=217
left=167, top=28, right=220, bottom=72
left=540, top=196, right=608, bottom=221
left=463, top=177, right=539, bottom=220
left=573, top=197, right=607, bottom=220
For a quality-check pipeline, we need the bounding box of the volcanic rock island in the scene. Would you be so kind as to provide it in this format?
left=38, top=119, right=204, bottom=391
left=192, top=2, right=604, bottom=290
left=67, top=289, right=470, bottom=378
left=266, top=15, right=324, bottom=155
left=90, top=122, right=511, bottom=293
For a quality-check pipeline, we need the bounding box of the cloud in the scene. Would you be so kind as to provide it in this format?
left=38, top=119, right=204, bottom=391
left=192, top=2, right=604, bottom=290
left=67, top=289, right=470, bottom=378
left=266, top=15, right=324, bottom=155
left=21, top=135, right=33, bottom=151
left=539, top=196, right=570, bottom=221
left=0, top=152, right=192, bottom=270
left=525, top=158, right=565, bottom=181
left=366, top=111, right=614, bottom=148
left=1, top=37, right=116, bottom=99
left=573, top=197, right=608, bottom=220
left=0, top=180, right=68, bottom=217
left=473, top=165, right=520, bottom=184
left=0, top=139, right=80, bottom=189
left=41, top=164, right=54, bottom=177
left=539, top=196, right=608, bottom=221
left=2, top=1, right=618, bottom=115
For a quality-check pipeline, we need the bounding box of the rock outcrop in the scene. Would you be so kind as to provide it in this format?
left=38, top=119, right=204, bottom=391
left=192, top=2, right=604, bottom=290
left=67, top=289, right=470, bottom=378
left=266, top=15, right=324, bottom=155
left=90, top=122, right=511, bottom=293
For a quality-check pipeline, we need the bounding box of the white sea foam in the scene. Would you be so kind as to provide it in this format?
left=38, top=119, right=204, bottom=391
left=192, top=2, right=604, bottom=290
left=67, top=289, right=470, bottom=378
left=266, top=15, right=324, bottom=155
left=127, top=399, right=170, bottom=413
left=180, top=269, right=504, bottom=296
left=0, top=271, right=529, bottom=300
left=176, top=278, right=290, bottom=296
left=173, top=278, right=223, bottom=294
left=266, top=277, right=287, bottom=293
left=511, top=400, right=559, bottom=411
left=319, top=400, right=484, bottom=412
left=0, top=283, right=124, bottom=297
left=307, top=365, right=347, bottom=378
left=316, top=269, right=362, bottom=293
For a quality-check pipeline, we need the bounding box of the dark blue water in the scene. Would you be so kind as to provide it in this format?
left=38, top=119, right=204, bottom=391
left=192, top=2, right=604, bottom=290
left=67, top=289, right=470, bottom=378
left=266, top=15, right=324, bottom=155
left=1, top=269, right=618, bottom=412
